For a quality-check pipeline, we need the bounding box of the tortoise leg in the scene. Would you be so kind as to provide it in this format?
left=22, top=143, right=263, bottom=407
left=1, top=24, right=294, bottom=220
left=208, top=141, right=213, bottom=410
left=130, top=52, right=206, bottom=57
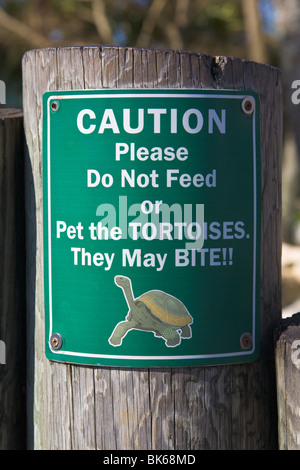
left=181, top=325, right=192, bottom=338
left=160, top=327, right=181, bottom=347
left=109, top=319, right=136, bottom=346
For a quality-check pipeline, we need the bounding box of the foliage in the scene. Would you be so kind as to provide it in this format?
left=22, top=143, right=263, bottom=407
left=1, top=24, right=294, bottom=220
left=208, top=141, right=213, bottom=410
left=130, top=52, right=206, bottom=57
left=0, top=0, right=277, bottom=105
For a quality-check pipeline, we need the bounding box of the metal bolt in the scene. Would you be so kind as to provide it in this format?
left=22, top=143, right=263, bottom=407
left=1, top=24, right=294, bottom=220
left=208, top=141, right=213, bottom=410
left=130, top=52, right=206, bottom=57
left=240, top=332, right=252, bottom=350
left=50, top=333, right=63, bottom=350
left=51, top=100, right=59, bottom=111
left=241, top=97, right=255, bottom=115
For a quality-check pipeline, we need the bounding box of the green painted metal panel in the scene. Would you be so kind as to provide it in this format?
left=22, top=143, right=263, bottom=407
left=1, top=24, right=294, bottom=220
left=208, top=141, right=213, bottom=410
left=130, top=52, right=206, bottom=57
left=43, top=89, right=260, bottom=367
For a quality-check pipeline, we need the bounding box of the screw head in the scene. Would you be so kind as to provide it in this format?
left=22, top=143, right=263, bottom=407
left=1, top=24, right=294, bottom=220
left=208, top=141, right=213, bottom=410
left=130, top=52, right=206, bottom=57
left=241, top=96, right=255, bottom=115
left=50, top=333, right=63, bottom=350
left=50, top=100, right=59, bottom=111
left=240, top=332, right=253, bottom=350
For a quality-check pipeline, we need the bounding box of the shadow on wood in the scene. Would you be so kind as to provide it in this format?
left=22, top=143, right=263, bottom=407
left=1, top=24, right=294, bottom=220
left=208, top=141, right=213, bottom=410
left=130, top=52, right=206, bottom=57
left=0, top=108, right=26, bottom=449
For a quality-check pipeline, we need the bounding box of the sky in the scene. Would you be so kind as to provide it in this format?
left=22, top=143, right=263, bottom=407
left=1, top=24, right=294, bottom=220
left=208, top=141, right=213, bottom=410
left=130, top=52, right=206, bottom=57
left=259, top=0, right=277, bottom=35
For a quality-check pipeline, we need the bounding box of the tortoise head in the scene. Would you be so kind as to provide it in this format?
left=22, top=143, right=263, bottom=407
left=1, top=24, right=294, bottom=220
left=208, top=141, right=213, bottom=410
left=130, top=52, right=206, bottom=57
left=115, top=275, right=131, bottom=289
left=114, top=275, right=136, bottom=313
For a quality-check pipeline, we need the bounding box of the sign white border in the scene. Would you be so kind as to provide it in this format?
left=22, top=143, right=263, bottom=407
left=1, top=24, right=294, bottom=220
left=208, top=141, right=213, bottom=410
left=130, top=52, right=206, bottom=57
left=45, top=91, right=259, bottom=363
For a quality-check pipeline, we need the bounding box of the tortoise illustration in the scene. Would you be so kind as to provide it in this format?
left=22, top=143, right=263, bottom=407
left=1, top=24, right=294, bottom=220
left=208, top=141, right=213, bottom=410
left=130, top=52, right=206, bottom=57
left=109, top=275, right=193, bottom=347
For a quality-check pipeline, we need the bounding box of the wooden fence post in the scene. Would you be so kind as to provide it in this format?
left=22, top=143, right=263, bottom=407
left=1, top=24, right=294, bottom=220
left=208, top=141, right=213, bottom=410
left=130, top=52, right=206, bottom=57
left=0, top=108, right=26, bottom=449
left=22, top=47, right=282, bottom=450
left=275, top=313, right=300, bottom=450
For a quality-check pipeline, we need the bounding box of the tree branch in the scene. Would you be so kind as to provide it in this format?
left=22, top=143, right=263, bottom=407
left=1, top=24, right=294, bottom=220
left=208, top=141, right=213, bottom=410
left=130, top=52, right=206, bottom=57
left=136, top=0, right=168, bottom=48
left=175, top=0, right=190, bottom=28
left=164, top=22, right=183, bottom=50
left=163, top=0, right=191, bottom=51
left=0, top=6, right=50, bottom=48
left=91, top=0, right=114, bottom=45
left=241, top=0, right=267, bottom=63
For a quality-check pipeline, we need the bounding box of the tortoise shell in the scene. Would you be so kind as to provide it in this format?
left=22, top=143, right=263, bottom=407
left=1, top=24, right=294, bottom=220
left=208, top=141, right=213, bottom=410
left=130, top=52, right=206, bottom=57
left=137, top=290, right=192, bottom=327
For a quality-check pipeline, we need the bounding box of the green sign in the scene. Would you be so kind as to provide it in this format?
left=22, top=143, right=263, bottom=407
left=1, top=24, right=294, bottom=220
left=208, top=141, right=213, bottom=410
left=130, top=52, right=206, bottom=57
left=43, top=89, right=260, bottom=367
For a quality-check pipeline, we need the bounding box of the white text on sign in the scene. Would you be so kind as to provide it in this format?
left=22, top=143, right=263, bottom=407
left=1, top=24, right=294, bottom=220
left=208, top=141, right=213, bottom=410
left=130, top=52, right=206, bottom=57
left=77, top=108, right=226, bottom=135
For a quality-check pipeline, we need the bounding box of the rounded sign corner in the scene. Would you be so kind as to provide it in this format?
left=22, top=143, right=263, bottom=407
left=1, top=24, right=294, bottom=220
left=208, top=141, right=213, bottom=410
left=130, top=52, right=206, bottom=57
left=43, top=89, right=261, bottom=367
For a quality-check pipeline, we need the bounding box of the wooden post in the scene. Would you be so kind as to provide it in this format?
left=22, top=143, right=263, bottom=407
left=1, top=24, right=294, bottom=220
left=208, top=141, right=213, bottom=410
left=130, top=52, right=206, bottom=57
left=275, top=313, right=300, bottom=450
left=0, top=108, right=26, bottom=449
left=22, top=47, right=282, bottom=450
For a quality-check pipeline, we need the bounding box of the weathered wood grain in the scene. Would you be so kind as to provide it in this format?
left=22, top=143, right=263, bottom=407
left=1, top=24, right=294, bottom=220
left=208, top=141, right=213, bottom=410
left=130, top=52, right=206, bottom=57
left=275, top=313, right=300, bottom=449
left=0, top=108, right=26, bottom=449
left=22, top=47, right=282, bottom=450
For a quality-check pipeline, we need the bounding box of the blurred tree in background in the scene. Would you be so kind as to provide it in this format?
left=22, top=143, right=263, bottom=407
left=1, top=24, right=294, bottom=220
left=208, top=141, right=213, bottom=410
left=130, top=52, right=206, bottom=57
left=1, top=0, right=299, bottom=245
left=274, top=0, right=300, bottom=244
left=0, top=0, right=278, bottom=105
